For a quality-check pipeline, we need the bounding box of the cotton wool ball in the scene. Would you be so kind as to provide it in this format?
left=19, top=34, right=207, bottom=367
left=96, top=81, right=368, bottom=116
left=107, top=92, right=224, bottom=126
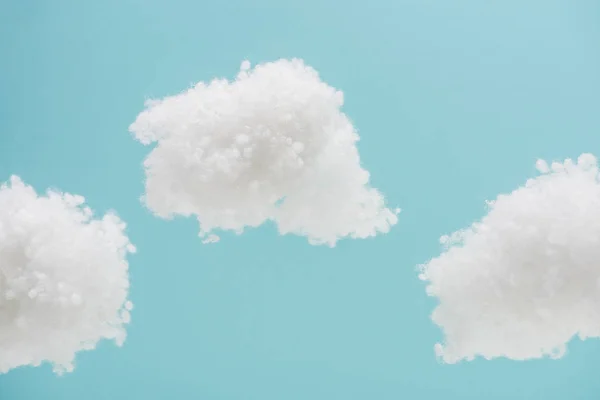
left=130, top=58, right=398, bottom=245
left=0, top=176, right=136, bottom=374
left=419, top=154, right=600, bottom=363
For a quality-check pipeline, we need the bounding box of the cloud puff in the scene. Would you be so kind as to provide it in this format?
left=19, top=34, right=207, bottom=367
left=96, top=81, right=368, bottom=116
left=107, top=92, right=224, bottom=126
left=0, top=177, right=135, bottom=374
left=419, top=154, right=600, bottom=363
left=130, top=59, right=398, bottom=246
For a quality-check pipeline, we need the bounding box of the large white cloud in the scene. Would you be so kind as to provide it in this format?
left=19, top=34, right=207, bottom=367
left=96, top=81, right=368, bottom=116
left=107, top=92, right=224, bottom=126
left=130, top=59, right=398, bottom=246
left=0, top=177, right=135, bottom=374
left=419, top=154, right=600, bottom=363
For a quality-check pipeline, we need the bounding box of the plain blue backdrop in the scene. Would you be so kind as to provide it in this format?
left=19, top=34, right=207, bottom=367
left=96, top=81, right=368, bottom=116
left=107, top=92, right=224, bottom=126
left=1, top=0, right=600, bottom=399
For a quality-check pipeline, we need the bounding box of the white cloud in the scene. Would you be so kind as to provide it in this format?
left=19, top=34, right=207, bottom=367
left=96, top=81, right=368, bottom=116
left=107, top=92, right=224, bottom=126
left=130, top=59, right=398, bottom=246
left=0, top=177, right=135, bottom=374
left=419, top=154, right=600, bottom=363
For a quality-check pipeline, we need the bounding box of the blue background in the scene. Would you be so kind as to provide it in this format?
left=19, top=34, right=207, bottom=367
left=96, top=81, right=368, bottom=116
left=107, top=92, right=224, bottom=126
left=1, top=0, right=600, bottom=399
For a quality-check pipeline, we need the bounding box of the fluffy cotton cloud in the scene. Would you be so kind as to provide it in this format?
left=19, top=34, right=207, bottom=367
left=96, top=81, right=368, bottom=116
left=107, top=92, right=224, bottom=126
left=130, top=59, right=398, bottom=246
left=0, top=177, right=135, bottom=374
left=419, top=154, right=600, bottom=363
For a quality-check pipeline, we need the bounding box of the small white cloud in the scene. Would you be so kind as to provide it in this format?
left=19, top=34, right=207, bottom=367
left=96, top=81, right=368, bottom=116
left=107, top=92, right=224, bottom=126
left=419, top=154, right=600, bottom=363
left=201, top=233, right=220, bottom=244
left=0, top=177, right=135, bottom=374
left=130, top=58, right=398, bottom=246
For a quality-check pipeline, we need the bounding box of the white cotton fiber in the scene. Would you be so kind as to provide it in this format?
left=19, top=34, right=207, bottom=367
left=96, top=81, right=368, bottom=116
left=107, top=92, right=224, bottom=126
left=130, top=59, right=398, bottom=246
left=419, top=154, right=600, bottom=363
left=0, top=177, right=136, bottom=374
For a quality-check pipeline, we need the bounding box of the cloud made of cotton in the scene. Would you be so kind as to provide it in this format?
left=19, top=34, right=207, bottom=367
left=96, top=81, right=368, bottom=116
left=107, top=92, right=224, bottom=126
left=130, top=59, right=399, bottom=246
left=419, top=154, right=600, bottom=363
left=0, top=177, right=135, bottom=374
